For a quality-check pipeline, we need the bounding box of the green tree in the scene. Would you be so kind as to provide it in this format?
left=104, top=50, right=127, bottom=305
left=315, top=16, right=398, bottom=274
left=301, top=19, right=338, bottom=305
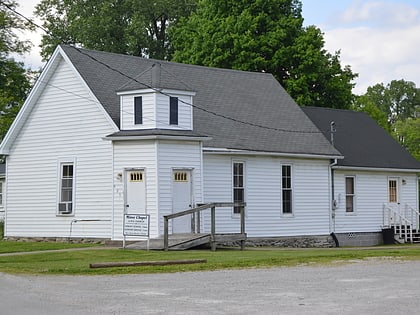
left=170, top=0, right=357, bottom=108
left=0, top=0, right=33, bottom=140
left=35, top=0, right=197, bottom=60
left=393, top=118, right=420, bottom=161
left=359, top=80, right=420, bottom=125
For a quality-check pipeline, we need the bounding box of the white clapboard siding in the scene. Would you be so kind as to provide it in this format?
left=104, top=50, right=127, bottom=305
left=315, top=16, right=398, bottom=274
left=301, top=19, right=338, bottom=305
left=155, top=93, right=193, bottom=130
left=5, top=58, right=116, bottom=238
left=120, top=93, right=156, bottom=130
left=157, top=141, right=203, bottom=234
left=333, top=170, right=419, bottom=233
left=112, top=140, right=158, bottom=239
left=203, top=154, right=331, bottom=237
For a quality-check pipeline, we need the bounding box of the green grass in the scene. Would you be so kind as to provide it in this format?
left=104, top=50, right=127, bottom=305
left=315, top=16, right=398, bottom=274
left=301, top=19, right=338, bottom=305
left=0, top=239, right=98, bottom=254
left=1, top=243, right=420, bottom=275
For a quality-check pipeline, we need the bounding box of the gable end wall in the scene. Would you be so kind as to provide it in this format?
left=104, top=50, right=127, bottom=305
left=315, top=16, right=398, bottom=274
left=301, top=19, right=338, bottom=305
left=5, top=59, right=115, bottom=238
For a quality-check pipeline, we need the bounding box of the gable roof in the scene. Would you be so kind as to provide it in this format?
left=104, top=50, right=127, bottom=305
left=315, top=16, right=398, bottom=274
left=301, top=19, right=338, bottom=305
left=59, top=45, right=340, bottom=158
left=303, top=107, right=420, bottom=171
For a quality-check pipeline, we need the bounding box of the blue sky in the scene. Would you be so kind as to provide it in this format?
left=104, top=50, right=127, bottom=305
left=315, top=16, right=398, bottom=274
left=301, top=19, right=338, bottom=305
left=16, top=0, right=420, bottom=94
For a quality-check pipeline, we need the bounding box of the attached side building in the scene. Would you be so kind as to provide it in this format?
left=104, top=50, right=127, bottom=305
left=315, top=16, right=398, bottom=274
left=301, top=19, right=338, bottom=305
left=304, top=107, right=420, bottom=246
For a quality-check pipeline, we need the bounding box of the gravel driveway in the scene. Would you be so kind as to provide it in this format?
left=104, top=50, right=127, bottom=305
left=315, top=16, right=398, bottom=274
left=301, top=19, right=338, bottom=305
left=1, top=259, right=419, bottom=314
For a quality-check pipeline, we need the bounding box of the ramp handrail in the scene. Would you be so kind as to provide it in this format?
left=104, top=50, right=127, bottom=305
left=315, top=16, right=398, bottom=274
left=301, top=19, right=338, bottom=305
left=163, top=202, right=246, bottom=251
left=383, top=204, right=413, bottom=243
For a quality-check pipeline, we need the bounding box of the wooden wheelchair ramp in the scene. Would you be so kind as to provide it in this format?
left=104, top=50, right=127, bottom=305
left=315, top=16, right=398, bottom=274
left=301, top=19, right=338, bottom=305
left=125, top=233, right=246, bottom=251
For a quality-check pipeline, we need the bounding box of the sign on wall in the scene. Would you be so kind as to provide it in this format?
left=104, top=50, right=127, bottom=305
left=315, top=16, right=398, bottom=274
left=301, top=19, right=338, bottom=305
left=123, top=214, right=150, bottom=237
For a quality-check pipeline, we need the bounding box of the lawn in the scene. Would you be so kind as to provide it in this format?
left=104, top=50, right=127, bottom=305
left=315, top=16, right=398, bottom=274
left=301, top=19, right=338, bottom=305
left=1, top=240, right=420, bottom=275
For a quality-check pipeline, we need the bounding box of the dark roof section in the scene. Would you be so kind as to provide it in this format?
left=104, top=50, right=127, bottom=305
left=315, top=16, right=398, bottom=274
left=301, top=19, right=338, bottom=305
left=61, top=45, right=341, bottom=157
left=303, top=107, right=420, bottom=170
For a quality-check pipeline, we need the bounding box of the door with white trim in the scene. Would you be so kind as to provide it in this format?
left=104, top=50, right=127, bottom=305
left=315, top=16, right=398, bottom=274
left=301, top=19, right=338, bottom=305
left=172, top=170, right=192, bottom=233
left=125, top=169, right=146, bottom=214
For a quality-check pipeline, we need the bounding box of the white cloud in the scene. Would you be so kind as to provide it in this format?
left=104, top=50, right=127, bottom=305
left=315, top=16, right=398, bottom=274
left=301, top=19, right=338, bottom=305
left=323, top=1, right=420, bottom=94
left=11, top=0, right=45, bottom=69
left=337, top=0, right=420, bottom=28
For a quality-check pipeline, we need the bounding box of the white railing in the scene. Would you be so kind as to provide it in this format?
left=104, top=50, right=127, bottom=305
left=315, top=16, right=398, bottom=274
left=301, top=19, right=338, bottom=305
left=383, top=203, right=414, bottom=243
left=405, top=204, right=420, bottom=233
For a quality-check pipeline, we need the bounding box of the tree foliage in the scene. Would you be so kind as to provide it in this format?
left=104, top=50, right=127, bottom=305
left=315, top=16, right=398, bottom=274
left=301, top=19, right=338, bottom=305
left=35, top=0, right=197, bottom=60
left=393, top=118, right=420, bottom=161
left=0, top=0, right=33, bottom=140
left=170, top=0, right=357, bottom=108
left=358, top=80, right=420, bottom=125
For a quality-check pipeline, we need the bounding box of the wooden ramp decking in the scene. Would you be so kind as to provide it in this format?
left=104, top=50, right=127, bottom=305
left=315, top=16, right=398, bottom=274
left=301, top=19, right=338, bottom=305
left=125, top=233, right=247, bottom=250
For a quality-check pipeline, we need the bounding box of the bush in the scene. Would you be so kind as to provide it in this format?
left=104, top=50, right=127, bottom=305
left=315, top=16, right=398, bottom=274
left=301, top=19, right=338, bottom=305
left=0, top=220, right=3, bottom=239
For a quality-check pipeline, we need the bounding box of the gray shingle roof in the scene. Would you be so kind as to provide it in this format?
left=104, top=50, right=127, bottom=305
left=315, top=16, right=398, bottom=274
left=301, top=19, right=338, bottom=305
left=61, top=45, right=340, bottom=157
left=303, top=106, right=420, bottom=170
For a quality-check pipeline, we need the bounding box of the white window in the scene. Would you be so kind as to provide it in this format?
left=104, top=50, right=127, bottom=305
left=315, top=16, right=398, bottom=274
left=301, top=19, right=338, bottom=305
left=281, top=165, right=293, bottom=214
left=345, top=176, right=355, bottom=213
left=58, top=163, right=74, bottom=215
left=233, top=162, right=245, bottom=214
left=0, top=181, right=3, bottom=206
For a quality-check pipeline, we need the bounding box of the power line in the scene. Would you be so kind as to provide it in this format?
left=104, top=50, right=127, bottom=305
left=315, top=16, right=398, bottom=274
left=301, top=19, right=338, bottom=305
left=3, top=3, right=324, bottom=135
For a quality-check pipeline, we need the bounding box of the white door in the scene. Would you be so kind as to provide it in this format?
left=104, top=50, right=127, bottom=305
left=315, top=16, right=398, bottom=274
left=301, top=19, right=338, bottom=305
left=125, top=169, right=146, bottom=214
left=172, top=170, right=192, bottom=234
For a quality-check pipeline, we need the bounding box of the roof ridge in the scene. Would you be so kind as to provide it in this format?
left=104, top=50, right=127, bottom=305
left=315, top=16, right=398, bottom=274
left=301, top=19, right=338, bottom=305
left=61, top=44, right=273, bottom=78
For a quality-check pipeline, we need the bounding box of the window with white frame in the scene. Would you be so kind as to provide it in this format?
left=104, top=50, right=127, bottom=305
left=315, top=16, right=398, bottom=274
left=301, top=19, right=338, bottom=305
left=233, top=162, right=244, bottom=214
left=58, top=163, right=74, bottom=215
left=345, top=176, right=355, bottom=213
left=281, top=165, right=292, bottom=214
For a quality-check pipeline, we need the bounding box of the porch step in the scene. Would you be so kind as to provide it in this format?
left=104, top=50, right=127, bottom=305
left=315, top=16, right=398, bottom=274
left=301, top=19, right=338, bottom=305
left=392, top=227, right=420, bottom=244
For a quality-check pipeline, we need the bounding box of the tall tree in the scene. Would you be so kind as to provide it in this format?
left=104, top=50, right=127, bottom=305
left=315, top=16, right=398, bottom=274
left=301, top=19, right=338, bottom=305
left=35, top=0, right=197, bottom=60
left=0, top=0, right=33, bottom=140
left=170, top=0, right=357, bottom=108
left=393, top=118, right=420, bottom=161
left=359, top=79, right=420, bottom=125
